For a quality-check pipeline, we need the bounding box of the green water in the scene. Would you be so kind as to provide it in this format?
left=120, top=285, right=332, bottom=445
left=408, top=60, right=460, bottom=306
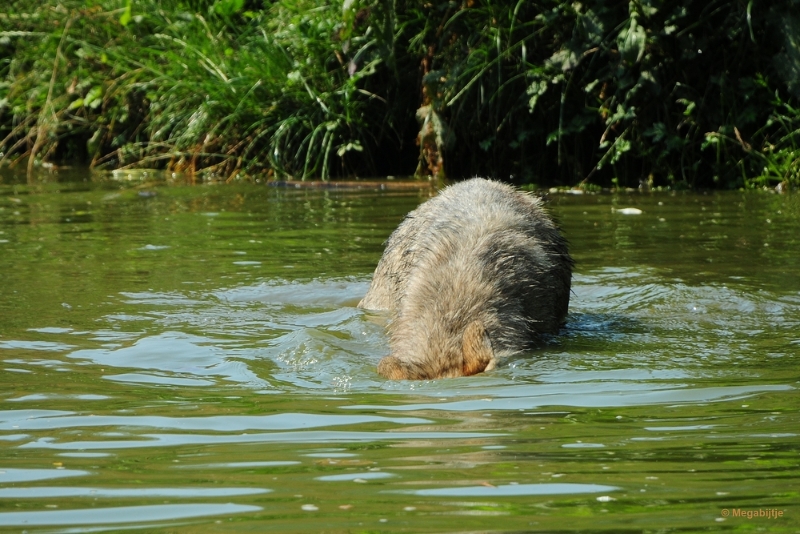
left=0, top=171, right=798, bottom=532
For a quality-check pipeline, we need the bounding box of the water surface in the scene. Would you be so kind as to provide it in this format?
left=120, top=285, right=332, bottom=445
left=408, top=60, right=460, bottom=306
left=1, top=171, right=798, bottom=532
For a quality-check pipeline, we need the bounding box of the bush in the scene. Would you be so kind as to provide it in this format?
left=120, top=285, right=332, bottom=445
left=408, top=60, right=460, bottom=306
left=400, top=0, right=800, bottom=188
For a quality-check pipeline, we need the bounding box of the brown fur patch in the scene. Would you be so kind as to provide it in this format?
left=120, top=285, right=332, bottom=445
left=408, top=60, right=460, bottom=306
left=461, top=321, right=494, bottom=376
left=376, top=355, right=408, bottom=379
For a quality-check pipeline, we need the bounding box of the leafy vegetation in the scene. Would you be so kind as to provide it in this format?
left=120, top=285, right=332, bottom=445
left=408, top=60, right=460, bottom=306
left=1, top=0, right=798, bottom=189
left=400, top=0, right=800, bottom=189
left=0, top=0, right=411, bottom=181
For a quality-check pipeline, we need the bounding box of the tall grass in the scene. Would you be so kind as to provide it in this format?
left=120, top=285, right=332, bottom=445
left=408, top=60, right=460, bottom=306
left=1, top=0, right=798, bottom=188
left=0, top=0, right=411, bottom=180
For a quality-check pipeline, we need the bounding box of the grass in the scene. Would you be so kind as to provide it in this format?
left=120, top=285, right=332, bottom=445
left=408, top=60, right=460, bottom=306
left=1, top=0, right=411, bottom=181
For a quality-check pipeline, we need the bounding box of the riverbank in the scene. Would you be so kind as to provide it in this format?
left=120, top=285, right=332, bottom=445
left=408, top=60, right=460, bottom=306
left=1, top=0, right=798, bottom=189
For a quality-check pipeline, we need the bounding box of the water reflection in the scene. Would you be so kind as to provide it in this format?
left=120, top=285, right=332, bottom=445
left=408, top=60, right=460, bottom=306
left=392, top=483, right=619, bottom=497
left=0, top=504, right=262, bottom=527
left=20, top=430, right=503, bottom=450
left=345, top=384, right=793, bottom=411
left=317, top=472, right=395, bottom=481
left=0, top=468, right=89, bottom=483
left=0, top=487, right=270, bottom=498
left=0, top=411, right=430, bottom=431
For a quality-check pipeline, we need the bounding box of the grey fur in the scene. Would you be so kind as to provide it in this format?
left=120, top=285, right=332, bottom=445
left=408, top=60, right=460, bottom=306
left=359, top=178, right=572, bottom=379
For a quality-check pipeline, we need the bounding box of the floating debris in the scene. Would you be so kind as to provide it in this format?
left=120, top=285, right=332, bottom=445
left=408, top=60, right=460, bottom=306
left=614, top=207, right=643, bottom=215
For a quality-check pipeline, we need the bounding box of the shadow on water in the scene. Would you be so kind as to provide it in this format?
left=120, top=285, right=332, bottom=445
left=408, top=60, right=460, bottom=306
left=0, top=177, right=798, bottom=531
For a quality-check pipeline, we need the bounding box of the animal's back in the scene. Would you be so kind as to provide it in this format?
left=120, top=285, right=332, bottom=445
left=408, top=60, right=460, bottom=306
left=359, top=178, right=572, bottom=379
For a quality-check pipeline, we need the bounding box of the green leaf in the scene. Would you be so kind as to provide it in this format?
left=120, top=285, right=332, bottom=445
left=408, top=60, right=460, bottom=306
left=610, top=138, right=631, bottom=164
left=618, top=17, right=646, bottom=64
left=341, top=0, right=359, bottom=41
left=119, top=0, right=132, bottom=27
left=526, top=79, right=548, bottom=112
left=606, top=104, right=636, bottom=126
left=701, top=133, right=720, bottom=151
left=336, top=140, right=363, bottom=156
left=677, top=98, right=695, bottom=117
left=214, top=0, right=245, bottom=17
left=644, top=122, right=668, bottom=142
left=84, top=86, right=103, bottom=109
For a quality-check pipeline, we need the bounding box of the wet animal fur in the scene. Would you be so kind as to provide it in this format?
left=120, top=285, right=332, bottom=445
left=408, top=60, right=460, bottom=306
left=359, top=178, right=572, bottom=380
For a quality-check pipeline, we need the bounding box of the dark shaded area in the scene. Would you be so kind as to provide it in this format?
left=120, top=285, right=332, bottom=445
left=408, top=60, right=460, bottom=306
left=402, top=0, right=800, bottom=188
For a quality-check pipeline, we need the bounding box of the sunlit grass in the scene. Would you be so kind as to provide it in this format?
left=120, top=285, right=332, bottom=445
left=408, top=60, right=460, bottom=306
left=0, top=0, right=398, bottom=180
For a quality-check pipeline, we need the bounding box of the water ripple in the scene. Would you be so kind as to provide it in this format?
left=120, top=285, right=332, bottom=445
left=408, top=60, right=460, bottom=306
left=0, top=503, right=261, bottom=527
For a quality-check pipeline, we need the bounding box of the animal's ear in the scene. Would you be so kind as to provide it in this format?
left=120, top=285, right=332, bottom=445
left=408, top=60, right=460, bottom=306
left=462, top=321, right=495, bottom=376
left=377, top=355, right=408, bottom=379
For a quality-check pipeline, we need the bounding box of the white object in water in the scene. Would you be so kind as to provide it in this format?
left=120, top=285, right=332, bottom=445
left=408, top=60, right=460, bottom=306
left=614, top=207, right=643, bottom=215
